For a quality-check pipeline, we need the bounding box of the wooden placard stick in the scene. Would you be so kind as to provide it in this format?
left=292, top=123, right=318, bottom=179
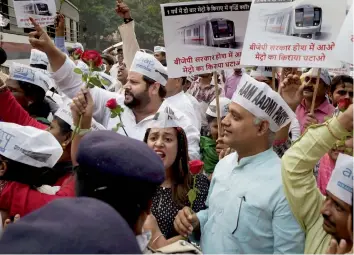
left=213, top=71, right=222, bottom=138
left=310, top=68, right=322, bottom=115
left=271, top=67, right=276, bottom=91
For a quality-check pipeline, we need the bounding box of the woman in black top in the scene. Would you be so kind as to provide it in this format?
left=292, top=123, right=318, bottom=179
left=144, top=126, right=209, bottom=249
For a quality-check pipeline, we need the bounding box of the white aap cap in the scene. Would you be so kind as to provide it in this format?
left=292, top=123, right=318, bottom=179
left=0, top=122, right=63, bottom=168
left=250, top=66, right=273, bottom=79
left=206, top=97, right=231, bottom=118
left=149, top=106, right=181, bottom=129
left=54, top=98, right=106, bottom=132
left=93, top=71, right=115, bottom=90
left=301, top=68, right=332, bottom=86
left=30, top=49, right=49, bottom=67
left=130, top=51, right=168, bottom=86
left=75, top=60, right=89, bottom=73
left=154, top=46, right=166, bottom=53
left=73, top=42, right=84, bottom=51
left=9, top=63, right=54, bottom=93
left=232, top=74, right=295, bottom=132
left=326, top=153, right=353, bottom=205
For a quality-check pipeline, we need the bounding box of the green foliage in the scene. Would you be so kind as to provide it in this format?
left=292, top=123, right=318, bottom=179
left=71, top=0, right=188, bottom=50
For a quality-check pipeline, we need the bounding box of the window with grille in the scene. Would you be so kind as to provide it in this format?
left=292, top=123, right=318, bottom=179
left=0, top=0, right=10, bottom=30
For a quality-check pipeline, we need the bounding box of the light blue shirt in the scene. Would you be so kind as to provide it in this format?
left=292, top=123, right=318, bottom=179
left=55, top=36, right=69, bottom=56
left=196, top=148, right=305, bottom=254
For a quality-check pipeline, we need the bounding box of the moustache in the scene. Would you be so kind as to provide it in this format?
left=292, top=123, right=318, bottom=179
left=304, top=84, right=315, bottom=91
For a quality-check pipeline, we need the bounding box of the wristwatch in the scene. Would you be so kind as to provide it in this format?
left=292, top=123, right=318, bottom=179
left=124, top=18, right=133, bottom=24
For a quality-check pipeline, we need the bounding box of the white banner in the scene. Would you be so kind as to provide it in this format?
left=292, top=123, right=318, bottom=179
left=232, top=73, right=295, bottom=132
left=160, top=0, right=251, bottom=78
left=240, top=0, right=347, bottom=68
left=333, top=4, right=353, bottom=65
left=13, top=0, right=57, bottom=28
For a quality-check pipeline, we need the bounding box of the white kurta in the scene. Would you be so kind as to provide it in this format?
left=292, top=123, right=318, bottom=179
left=166, top=91, right=201, bottom=131
left=51, top=57, right=201, bottom=160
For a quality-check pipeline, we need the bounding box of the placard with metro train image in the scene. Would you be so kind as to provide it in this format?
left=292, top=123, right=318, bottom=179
left=240, top=0, right=347, bottom=68
left=13, top=0, right=57, bottom=28
left=160, top=0, right=251, bottom=78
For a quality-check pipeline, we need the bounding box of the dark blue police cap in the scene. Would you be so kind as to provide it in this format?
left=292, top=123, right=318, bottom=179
left=0, top=197, right=141, bottom=254
left=76, top=131, right=165, bottom=185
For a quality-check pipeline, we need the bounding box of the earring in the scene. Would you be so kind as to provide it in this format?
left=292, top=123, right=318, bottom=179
left=62, top=143, right=67, bottom=150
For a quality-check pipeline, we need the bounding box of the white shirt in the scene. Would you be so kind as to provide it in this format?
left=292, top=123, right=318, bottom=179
left=51, top=57, right=201, bottom=160
left=166, top=91, right=201, bottom=131
left=289, top=118, right=301, bottom=142
left=186, top=93, right=204, bottom=131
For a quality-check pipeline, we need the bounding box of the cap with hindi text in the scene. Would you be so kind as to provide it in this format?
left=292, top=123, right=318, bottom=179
left=326, top=153, right=353, bottom=205
left=9, top=63, right=54, bottom=93
left=0, top=122, right=63, bottom=168
left=206, top=97, right=231, bottom=118
left=55, top=97, right=106, bottom=132
left=130, top=51, right=168, bottom=86
left=154, top=46, right=166, bottom=53
left=30, top=49, right=49, bottom=67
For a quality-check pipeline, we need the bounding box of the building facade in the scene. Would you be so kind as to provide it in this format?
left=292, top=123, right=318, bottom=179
left=0, top=0, right=80, bottom=71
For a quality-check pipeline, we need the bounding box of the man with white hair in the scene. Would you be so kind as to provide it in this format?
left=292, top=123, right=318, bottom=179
left=174, top=74, right=304, bottom=253
left=27, top=18, right=200, bottom=160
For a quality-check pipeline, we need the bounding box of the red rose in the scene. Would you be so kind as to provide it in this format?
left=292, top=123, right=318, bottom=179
left=106, top=98, right=118, bottom=110
left=338, top=98, right=351, bottom=112
left=81, top=50, right=103, bottom=68
left=189, top=160, right=204, bottom=175
left=73, top=48, right=83, bottom=60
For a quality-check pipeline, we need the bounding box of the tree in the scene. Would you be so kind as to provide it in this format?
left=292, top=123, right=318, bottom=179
left=70, top=0, right=189, bottom=51
left=70, top=0, right=122, bottom=50
left=125, top=0, right=188, bottom=49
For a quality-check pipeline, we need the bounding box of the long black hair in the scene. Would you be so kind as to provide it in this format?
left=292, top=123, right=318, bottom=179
left=144, top=127, right=192, bottom=207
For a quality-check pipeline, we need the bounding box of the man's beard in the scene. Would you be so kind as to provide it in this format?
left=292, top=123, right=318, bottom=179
left=124, top=90, right=151, bottom=109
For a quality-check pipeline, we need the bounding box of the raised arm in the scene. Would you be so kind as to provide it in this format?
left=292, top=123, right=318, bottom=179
left=115, top=0, right=140, bottom=69
left=29, top=18, right=83, bottom=99
left=54, top=14, right=69, bottom=56
left=281, top=105, right=352, bottom=231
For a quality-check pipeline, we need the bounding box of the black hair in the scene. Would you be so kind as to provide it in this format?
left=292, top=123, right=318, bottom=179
left=181, top=77, right=187, bottom=86
left=0, top=157, right=71, bottom=188
left=75, top=166, right=156, bottom=231
left=160, top=52, right=166, bottom=58
left=144, top=127, right=192, bottom=208
left=18, top=80, right=50, bottom=118
left=206, top=114, right=217, bottom=124
left=102, top=54, right=115, bottom=66
left=30, top=64, right=48, bottom=70
left=330, top=75, right=353, bottom=94
left=143, top=75, right=167, bottom=98
left=54, top=116, right=72, bottom=136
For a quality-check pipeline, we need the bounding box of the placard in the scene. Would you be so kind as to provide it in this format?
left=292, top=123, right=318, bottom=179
left=333, top=4, right=353, bottom=65
left=13, top=0, right=57, bottom=28
left=161, top=0, right=251, bottom=78
left=240, top=0, right=347, bottom=68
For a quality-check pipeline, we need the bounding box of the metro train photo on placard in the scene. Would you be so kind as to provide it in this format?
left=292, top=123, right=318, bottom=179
left=261, top=2, right=322, bottom=40
left=177, top=17, right=241, bottom=49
